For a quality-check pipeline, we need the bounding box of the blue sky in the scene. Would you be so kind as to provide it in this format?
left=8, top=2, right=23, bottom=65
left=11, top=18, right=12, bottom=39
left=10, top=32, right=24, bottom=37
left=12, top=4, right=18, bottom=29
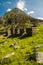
left=0, top=0, right=43, bottom=19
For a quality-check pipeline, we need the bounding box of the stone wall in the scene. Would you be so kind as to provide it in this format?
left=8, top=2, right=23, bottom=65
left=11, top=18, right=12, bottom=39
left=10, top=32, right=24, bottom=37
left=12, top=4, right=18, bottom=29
left=26, top=28, right=32, bottom=36
left=32, top=27, right=37, bottom=35
left=5, top=27, right=32, bottom=36
left=20, top=29, right=24, bottom=35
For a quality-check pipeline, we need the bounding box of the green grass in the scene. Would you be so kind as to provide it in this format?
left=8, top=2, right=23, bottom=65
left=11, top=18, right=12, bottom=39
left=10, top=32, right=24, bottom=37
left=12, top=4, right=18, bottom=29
left=0, top=25, right=43, bottom=65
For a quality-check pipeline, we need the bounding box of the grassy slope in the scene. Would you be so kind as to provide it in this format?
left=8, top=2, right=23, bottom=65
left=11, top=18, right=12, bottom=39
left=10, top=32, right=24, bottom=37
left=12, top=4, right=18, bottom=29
left=0, top=25, right=43, bottom=65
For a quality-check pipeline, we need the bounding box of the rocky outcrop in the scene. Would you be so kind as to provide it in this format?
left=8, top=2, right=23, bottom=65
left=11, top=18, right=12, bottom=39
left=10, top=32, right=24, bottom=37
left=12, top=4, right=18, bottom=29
left=34, top=44, right=43, bottom=63
left=36, top=52, right=43, bottom=63
left=1, top=52, right=15, bottom=63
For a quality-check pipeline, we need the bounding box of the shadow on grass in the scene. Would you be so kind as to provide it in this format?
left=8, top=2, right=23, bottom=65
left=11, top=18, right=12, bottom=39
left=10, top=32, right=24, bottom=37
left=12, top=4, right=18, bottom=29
left=18, top=34, right=32, bottom=39
left=7, top=34, right=32, bottom=39
left=0, top=34, right=32, bottom=44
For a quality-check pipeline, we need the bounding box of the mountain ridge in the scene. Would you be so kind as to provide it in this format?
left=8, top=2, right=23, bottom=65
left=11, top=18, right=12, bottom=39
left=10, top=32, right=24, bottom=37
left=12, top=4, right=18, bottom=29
left=0, top=8, right=43, bottom=27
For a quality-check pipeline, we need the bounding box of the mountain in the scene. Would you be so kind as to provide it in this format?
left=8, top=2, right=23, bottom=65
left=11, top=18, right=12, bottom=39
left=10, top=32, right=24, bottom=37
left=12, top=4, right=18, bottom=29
left=0, top=8, right=43, bottom=65
left=1, top=8, right=43, bottom=27
left=0, top=17, right=2, bottom=24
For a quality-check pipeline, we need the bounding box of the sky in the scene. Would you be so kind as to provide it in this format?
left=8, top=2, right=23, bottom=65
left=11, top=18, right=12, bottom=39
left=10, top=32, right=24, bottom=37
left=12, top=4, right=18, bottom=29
left=0, top=0, right=43, bottom=20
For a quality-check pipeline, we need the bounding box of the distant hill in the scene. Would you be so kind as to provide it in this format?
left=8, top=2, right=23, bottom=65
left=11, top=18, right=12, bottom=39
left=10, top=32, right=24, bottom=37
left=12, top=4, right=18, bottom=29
left=1, top=8, right=43, bottom=27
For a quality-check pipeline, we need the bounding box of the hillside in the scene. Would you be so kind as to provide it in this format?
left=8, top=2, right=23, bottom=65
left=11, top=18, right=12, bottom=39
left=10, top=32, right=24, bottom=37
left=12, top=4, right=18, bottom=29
left=0, top=8, right=43, bottom=65
left=0, top=17, right=1, bottom=23
left=0, top=25, right=43, bottom=65
left=1, top=8, right=43, bottom=27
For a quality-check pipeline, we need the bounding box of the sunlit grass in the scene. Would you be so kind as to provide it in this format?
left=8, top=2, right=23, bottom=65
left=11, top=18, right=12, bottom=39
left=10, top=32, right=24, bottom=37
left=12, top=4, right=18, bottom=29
left=0, top=25, right=43, bottom=65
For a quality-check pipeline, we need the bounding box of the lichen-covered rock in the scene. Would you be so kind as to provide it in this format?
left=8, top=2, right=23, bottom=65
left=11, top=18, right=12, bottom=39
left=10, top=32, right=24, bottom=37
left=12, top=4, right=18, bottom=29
left=36, top=52, right=43, bottom=63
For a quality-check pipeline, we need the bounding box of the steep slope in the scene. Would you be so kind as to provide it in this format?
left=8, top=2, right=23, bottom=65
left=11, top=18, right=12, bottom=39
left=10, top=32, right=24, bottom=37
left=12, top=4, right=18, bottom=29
left=0, top=8, right=43, bottom=65
left=1, top=8, right=30, bottom=24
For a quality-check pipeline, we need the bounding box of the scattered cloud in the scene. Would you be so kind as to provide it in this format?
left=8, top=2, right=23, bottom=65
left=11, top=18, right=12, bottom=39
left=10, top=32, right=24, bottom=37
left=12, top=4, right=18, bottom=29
left=7, top=8, right=12, bottom=12
left=37, top=17, right=43, bottom=20
left=16, top=0, right=26, bottom=11
left=28, top=11, right=35, bottom=15
left=24, top=8, right=27, bottom=11
left=16, top=0, right=28, bottom=11
left=6, top=1, right=12, bottom=4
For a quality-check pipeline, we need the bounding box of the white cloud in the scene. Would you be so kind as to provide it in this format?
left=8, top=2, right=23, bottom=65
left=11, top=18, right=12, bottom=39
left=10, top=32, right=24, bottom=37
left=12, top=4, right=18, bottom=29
left=24, top=8, right=27, bottom=11
left=16, top=0, right=25, bottom=11
left=7, top=1, right=11, bottom=4
left=28, top=11, right=35, bottom=15
left=37, top=17, right=43, bottom=20
left=7, top=8, right=12, bottom=12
